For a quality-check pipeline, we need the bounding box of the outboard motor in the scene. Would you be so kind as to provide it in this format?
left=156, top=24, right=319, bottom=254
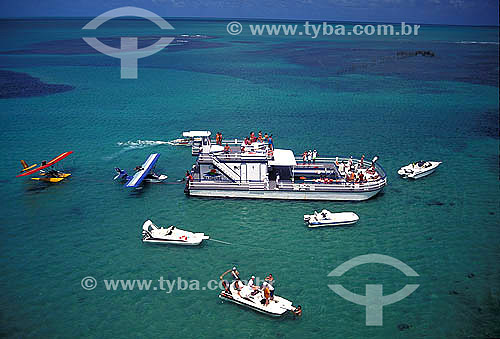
left=141, top=230, right=152, bottom=241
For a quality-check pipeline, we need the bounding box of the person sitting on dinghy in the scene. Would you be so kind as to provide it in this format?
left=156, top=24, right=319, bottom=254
left=248, top=276, right=260, bottom=295
left=224, top=144, right=231, bottom=154
left=248, top=275, right=256, bottom=289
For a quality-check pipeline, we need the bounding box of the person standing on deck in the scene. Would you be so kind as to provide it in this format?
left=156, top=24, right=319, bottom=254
left=339, top=162, right=345, bottom=175
left=302, top=151, right=307, bottom=164
left=265, top=273, right=274, bottom=285
left=360, top=154, right=365, bottom=168
left=250, top=131, right=256, bottom=143
left=312, top=150, right=317, bottom=163
left=307, top=150, right=312, bottom=164
left=263, top=282, right=271, bottom=306
left=268, top=135, right=274, bottom=150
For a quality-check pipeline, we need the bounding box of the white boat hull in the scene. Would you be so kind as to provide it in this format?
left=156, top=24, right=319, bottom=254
left=398, top=161, right=442, bottom=180
left=142, top=237, right=206, bottom=246
left=188, top=188, right=382, bottom=201
left=142, top=220, right=209, bottom=246
left=304, top=211, right=359, bottom=227
left=143, top=174, right=168, bottom=183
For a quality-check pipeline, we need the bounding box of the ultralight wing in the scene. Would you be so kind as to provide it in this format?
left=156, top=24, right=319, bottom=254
left=16, top=151, right=73, bottom=177
left=125, top=153, right=160, bottom=188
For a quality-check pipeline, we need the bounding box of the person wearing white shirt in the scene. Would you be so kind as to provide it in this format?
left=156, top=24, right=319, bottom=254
left=248, top=276, right=256, bottom=289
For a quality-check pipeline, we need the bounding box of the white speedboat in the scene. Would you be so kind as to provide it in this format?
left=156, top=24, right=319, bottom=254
left=398, top=161, right=442, bottom=179
left=144, top=172, right=168, bottom=183
left=167, top=138, right=192, bottom=146
left=141, top=220, right=209, bottom=245
left=304, top=209, right=359, bottom=227
left=219, top=281, right=301, bottom=317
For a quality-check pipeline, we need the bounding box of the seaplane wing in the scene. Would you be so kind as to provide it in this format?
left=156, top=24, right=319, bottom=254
left=16, top=151, right=73, bottom=177
left=125, top=153, right=160, bottom=188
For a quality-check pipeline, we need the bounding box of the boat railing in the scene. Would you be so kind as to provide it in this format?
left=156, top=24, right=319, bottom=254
left=189, top=181, right=250, bottom=189
left=214, top=138, right=243, bottom=145
left=294, top=156, right=387, bottom=180
left=278, top=177, right=386, bottom=191
left=199, top=151, right=269, bottom=163
left=199, top=152, right=242, bottom=162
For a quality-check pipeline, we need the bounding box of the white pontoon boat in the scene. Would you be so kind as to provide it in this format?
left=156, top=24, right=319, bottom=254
left=184, top=131, right=387, bottom=201
left=304, top=209, right=359, bottom=227
left=398, top=161, right=442, bottom=179
left=141, top=220, right=209, bottom=245
left=219, top=280, right=301, bottom=317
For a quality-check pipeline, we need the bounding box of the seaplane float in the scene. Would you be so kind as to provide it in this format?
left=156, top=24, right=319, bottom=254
left=219, top=271, right=302, bottom=317
left=304, top=209, right=359, bottom=227
left=114, top=153, right=167, bottom=188
left=141, top=220, right=209, bottom=245
left=16, top=151, right=73, bottom=183
left=398, top=161, right=442, bottom=179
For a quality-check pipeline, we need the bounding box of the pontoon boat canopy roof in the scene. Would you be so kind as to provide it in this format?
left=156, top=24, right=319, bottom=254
left=268, top=149, right=297, bottom=166
left=183, top=131, right=211, bottom=137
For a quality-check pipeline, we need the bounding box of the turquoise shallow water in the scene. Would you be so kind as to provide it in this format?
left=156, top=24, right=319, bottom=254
left=0, top=19, right=499, bottom=338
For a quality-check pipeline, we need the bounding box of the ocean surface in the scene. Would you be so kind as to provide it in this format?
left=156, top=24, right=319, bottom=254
left=0, top=18, right=499, bottom=338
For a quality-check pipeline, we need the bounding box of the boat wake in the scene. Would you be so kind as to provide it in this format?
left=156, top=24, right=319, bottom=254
left=117, top=140, right=169, bottom=148
left=455, top=41, right=499, bottom=45
left=103, top=140, right=168, bottom=161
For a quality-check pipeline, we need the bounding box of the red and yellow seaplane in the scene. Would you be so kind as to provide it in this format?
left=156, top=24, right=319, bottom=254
left=17, top=151, right=73, bottom=183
